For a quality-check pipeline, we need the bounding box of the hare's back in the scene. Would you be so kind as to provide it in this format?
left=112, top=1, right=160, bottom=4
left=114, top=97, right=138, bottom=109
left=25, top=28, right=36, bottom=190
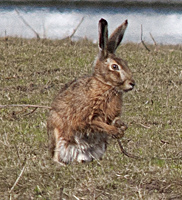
left=51, top=76, right=93, bottom=118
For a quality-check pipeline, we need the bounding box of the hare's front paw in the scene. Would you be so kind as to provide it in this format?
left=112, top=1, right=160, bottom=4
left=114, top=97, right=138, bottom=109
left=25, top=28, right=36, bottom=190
left=112, top=118, right=128, bottom=131
left=112, top=128, right=124, bottom=139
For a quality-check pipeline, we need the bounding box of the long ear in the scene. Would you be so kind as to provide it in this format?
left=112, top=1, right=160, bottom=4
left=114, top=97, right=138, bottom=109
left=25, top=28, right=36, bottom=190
left=98, top=18, right=108, bottom=59
left=107, top=20, right=128, bottom=54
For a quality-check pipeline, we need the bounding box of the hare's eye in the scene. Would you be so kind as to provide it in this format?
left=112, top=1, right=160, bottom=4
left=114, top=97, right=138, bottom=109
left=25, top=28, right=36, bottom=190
left=111, top=64, right=119, bottom=71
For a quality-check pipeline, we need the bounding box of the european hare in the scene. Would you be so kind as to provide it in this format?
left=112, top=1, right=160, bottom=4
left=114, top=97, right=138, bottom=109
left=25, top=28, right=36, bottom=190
left=47, top=18, right=135, bottom=164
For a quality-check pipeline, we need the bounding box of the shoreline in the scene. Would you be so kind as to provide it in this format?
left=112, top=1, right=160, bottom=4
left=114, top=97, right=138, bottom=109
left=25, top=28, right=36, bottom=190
left=1, top=0, right=182, bottom=8
left=1, top=37, right=182, bottom=47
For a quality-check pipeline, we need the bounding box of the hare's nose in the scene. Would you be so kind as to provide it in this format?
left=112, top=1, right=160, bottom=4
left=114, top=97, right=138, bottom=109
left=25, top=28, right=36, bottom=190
left=129, top=80, right=135, bottom=89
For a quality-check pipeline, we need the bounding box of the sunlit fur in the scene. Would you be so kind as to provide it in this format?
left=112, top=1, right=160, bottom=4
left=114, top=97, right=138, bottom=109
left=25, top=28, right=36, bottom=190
left=47, top=18, right=135, bottom=165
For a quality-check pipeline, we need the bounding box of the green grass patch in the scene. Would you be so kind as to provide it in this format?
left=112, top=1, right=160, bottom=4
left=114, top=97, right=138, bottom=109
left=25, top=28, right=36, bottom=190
left=0, top=38, right=182, bottom=199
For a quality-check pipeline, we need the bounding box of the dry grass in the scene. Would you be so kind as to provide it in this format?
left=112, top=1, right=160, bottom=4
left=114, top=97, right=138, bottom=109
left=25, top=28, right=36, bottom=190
left=0, top=38, right=182, bottom=200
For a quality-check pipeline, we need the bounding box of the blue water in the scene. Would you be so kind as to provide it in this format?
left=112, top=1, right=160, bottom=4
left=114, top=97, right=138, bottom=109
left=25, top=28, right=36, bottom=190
left=1, top=3, right=182, bottom=44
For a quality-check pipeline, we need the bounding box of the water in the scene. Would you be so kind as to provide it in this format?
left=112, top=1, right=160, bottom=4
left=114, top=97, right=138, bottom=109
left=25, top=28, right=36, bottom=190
left=1, top=3, right=182, bottom=44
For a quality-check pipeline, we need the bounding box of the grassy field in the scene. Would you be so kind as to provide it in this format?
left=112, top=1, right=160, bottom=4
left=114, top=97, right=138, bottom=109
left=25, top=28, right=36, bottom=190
left=0, top=38, right=182, bottom=200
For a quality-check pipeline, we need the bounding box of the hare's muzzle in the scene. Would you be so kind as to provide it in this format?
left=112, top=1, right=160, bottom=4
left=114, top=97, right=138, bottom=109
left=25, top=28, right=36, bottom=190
left=129, top=80, right=135, bottom=89
left=123, top=79, right=135, bottom=92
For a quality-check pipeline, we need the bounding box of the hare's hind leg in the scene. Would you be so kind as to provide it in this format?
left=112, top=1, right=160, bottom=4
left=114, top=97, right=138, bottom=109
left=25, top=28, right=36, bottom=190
left=75, top=134, right=108, bottom=161
left=53, top=132, right=107, bottom=164
left=47, top=122, right=57, bottom=159
left=74, top=135, right=94, bottom=163
left=89, top=133, right=108, bottom=160
left=54, top=133, right=93, bottom=164
left=90, top=142, right=107, bottom=160
left=52, top=128, right=62, bottom=163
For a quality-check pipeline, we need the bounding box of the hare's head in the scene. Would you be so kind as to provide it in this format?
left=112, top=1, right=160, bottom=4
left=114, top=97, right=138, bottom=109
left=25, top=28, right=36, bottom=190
left=94, top=18, right=135, bottom=92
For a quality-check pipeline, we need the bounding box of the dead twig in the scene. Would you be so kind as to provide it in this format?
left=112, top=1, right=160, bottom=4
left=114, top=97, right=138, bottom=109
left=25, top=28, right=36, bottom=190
left=69, top=17, right=85, bottom=39
left=137, top=123, right=151, bottom=129
left=117, top=139, right=182, bottom=161
left=117, top=139, right=140, bottom=159
left=59, top=187, right=64, bottom=200
left=15, top=9, right=40, bottom=39
left=141, top=25, right=150, bottom=52
left=9, top=158, right=27, bottom=193
left=0, top=104, right=51, bottom=116
left=150, top=32, right=158, bottom=51
left=23, top=107, right=38, bottom=116
left=61, top=17, right=85, bottom=41
left=0, top=104, right=51, bottom=109
left=0, top=139, right=9, bottom=147
left=150, top=32, right=157, bottom=47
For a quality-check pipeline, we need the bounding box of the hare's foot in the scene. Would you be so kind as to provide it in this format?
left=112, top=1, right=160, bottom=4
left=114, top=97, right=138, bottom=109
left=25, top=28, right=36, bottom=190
left=54, top=136, right=107, bottom=164
left=112, top=128, right=125, bottom=139
left=112, top=118, right=128, bottom=139
left=112, top=117, right=128, bottom=131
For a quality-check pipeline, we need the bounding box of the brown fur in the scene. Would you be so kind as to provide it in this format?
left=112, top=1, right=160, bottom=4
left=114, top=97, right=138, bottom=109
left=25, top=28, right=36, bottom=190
left=47, top=18, right=135, bottom=164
